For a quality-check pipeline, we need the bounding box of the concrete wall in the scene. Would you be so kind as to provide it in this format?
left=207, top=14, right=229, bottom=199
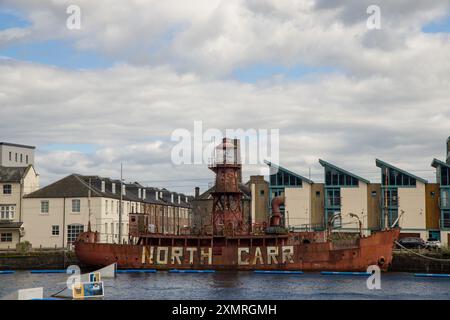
left=22, top=198, right=91, bottom=248
left=340, top=183, right=368, bottom=232
left=0, top=145, right=35, bottom=167
left=367, top=183, right=381, bottom=230
left=249, top=176, right=269, bottom=224
left=425, top=183, right=440, bottom=230
left=398, top=182, right=426, bottom=232
left=0, top=230, right=20, bottom=250
left=0, top=182, right=21, bottom=220
left=285, top=185, right=311, bottom=228
left=441, top=231, right=450, bottom=247
left=310, top=183, right=324, bottom=227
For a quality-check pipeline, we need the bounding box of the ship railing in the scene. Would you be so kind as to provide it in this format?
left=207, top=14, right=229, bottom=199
left=288, top=224, right=325, bottom=232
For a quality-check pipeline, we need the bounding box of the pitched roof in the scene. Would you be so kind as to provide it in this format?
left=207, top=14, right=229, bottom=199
left=264, top=160, right=314, bottom=184
left=376, top=159, right=428, bottom=184
left=319, top=159, right=370, bottom=184
left=0, top=142, right=35, bottom=149
left=24, top=174, right=192, bottom=208
left=0, top=165, right=32, bottom=182
left=431, top=158, right=450, bottom=169
left=24, top=174, right=101, bottom=198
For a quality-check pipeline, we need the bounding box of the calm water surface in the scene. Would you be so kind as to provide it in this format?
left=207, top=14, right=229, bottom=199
left=1, top=271, right=449, bottom=300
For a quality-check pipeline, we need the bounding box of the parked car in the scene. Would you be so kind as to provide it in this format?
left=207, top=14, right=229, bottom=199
left=426, top=239, right=442, bottom=249
left=397, top=237, right=427, bottom=249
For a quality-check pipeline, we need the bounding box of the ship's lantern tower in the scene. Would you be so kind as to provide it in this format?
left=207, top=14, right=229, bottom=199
left=209, top=138, right=246, bottom=236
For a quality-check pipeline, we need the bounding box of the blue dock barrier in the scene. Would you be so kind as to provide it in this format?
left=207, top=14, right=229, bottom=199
left=116, top=269, right=157, bottom=273
left=0, top=270, right=15, bottom=274
left=30, top=270, right=68, bottom=274
left=169, top=269, right=215, bottom=273
left=414, top=273, right=450, bottom=278
left=321, top=271, right=371, bottom=276
left=254, top=270, right=303, bottom=275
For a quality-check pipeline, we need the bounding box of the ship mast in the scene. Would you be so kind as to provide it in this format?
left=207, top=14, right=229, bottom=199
left=119, top=163, right=123, bottom=243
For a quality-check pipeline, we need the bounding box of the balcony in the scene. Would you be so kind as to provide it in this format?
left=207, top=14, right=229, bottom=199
left=325, top=197, right=341, bottom=208
left=441, top=218, right=450, bottom=229
left=440, top=198, right=450, bottom=210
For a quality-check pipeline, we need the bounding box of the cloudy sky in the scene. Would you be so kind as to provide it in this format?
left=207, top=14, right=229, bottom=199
left=1, top=0, right=450, bottom=193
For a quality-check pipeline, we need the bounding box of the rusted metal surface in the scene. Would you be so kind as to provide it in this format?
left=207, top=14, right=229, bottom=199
left=270, top=196, right=284, bottom=227
left=75, top=228, right=400, bottom=271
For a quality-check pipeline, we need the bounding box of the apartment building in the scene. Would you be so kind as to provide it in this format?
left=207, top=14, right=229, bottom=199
left=22, top=174, right=192, bottom=248
left=431, top=158, right=450, bottom=246
left=319, top=159, right=374, bottom=235
left=265, top=160, right=324, bottom=231
left=0, top=165, right=39, bottom=249
left=0, top=142, right=35, bottom=168
left=375, top=159, right=430, bottom=240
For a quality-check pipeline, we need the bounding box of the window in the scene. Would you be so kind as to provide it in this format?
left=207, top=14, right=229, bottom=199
left=0, top=233, right=12, bottom=242
left=67, top=224, right=84, bottom=243
left=41, top=200, right=49, bottom=214
left=105, top=200, right=108, bottom=214
left=20, top=154, right=23, bottom=163
left=143, top=189, right=146, bottom=199
left=260, top=190, right=265, bottom=196
left=382, top=168, right=416, bottom=187
left=326, top=188, right=341, bottom=207
left=72, top=199, right=81, bottom=213
left=101, top=181, right=106, bottom=192
left=52, top=225, right=59, bottom=236
left=8, top=152, right=11, bottom=161
left=138, top=188, right=142, bottom=198
left=26, top=155, right=29, bottom=164
left=315, top=191, right=321, bottom=198
left=371, top=191, right=377, bottom=197
left=0, top=205, right=15, bottom=220
left=3, top=184, right=12, bottom=195
left=15, top=153, right=17, bottom=162
left=112, top=183, right=116, bottom=194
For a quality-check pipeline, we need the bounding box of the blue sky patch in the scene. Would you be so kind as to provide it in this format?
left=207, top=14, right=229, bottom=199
left=0, top=39, right=113, bottom=69
left=0, top=9, right=31, bottom=30
left=41, top=143, right=99, bottom=154
left=231, top=63, right=339, bottom=83
left=422, top=15, right=450, bottom=33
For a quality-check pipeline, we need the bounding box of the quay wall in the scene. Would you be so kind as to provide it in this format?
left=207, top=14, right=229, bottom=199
left=389, top=251, right=450, bottom=273
left=0, top=251, right=82, bottom=270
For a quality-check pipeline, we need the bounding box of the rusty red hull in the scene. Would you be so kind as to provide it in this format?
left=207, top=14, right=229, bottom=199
left=75, top=229, right=399, bottom=272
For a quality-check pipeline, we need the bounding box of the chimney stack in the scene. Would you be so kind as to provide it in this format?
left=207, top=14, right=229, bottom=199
left=195, top=187, right=200, bottom=198
left=447, top=136, right=450, bottom=164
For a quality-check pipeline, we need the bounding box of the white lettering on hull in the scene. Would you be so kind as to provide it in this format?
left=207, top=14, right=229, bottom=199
left=141, top=246, right=296, bottom=266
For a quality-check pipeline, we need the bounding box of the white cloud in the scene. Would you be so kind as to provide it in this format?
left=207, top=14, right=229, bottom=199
left=0, top=1, right=449, bottom=192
